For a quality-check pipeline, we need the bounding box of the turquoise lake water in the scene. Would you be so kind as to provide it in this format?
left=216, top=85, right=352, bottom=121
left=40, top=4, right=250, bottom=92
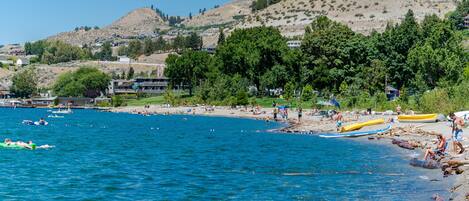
left=0, top=108, right=451, bottom=200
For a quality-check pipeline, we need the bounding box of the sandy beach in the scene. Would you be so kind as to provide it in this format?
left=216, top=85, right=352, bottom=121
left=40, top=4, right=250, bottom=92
left=108, top=105, right=469, bottom=200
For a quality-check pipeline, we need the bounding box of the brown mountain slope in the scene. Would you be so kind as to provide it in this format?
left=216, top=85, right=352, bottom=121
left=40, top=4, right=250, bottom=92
left=48, top=8, right=169, bottom=46
left=182, top=0, right=253, bottom=27
left=236, top=0, right=457, bottom=36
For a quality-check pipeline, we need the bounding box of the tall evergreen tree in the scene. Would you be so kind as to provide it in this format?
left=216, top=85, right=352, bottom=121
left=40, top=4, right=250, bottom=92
left=217, top=28, right=225, bottom=45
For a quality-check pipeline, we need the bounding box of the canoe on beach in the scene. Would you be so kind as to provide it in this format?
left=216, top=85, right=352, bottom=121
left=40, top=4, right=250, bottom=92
left=319, top=125, right=392, bottom=138
left=340, top=118, right=385, bottom=132
left=398, top=114, right=438, bottom=123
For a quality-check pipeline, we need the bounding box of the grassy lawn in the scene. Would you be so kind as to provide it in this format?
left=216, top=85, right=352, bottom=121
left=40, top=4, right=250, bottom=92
left=124, top=95, right=311, bottom=108
left=125, top=96, right=166, bottom=106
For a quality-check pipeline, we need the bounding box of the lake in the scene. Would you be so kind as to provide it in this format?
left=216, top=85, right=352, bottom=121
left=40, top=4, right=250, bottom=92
left=0, top=108, right=450, bottom=200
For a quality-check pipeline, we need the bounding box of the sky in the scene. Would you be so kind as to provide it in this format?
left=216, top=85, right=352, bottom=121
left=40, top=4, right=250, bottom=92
left=0, top=0, right=230, bottom=45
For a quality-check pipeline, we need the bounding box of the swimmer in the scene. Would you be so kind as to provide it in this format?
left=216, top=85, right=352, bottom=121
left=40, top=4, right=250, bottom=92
left=4, top=138, right=12, bottom=145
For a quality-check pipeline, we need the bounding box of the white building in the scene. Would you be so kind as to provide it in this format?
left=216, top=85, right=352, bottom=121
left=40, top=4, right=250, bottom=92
left=287, top=40, right=302, bottom=49
left=119, top=56, right=131, bottom=64
left=16, top=58, right=29, bottom=66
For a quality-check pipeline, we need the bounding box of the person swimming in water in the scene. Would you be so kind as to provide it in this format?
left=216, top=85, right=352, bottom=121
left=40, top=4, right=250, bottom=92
left=4, top=138, right=13, bottom=145
left=2, top=139, right=53, bottom=150
left=38, top=118, right=46, bottom=125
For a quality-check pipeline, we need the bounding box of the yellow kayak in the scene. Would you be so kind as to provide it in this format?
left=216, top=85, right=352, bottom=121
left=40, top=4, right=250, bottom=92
left=340, top=119, right=385, bottom=133
left=398, top=114, right=438, bottom=122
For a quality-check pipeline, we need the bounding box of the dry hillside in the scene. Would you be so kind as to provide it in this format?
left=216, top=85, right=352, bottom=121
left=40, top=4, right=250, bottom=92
left=0, top=61, right=165, bottom=89
left=48, top=8, right=170, bottom=46
left=236, top=0, right=457, bottom=36
left=182, top=0, right=253, bottom=27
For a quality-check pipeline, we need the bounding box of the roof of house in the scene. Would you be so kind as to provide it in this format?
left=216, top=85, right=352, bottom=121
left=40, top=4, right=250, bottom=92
left=31, top=97, right=57, bottom=101
left=385, top=86, right=398, bottom=92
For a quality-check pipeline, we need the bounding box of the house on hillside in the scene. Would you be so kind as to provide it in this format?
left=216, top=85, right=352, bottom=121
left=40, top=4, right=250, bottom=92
left=287, top=40, right=301, bottom=49
left=57, top=97, right=94, bottom=107
left=31, top=97, right=57, bottom=107
left=108, top=77, right=171, bottom=96
left=108, top=79, right=135, bottom=95
left=0, top=85, right=10, bottom=99
left=385, top=86, right=400, bottom=101
left=202, top=45, right=216, bottom=54
left=16, top=57, right=30, bottom=67
left=119, top=56, right=131, bottom=64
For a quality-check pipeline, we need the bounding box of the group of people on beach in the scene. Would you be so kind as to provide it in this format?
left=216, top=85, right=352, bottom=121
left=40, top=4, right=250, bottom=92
left=424, top=112, right=466, bottom=160
left=272, top=102, right=289, bottom=121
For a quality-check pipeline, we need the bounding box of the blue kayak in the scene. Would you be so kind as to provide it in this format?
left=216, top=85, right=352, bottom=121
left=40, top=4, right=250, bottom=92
left=319, top=125, right=392, bottom=138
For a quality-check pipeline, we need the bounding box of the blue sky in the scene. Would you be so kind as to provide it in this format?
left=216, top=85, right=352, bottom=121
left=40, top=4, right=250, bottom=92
left=0, top=0, right=230, bottom=45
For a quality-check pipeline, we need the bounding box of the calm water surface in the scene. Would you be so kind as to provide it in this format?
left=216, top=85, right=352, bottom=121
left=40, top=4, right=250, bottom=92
left=0, top=108, right=451, bottom=200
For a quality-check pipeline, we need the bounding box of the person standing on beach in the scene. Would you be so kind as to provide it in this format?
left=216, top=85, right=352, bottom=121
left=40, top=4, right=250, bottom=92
left=450, top=112, right=465, bottom=154
left=273, top=107, right=278, bottom=121
left=335, top=112, right=343, bottom=132
left=297, top=107, right=303, bottom=123
left=396, top=105, right=402, bottom=115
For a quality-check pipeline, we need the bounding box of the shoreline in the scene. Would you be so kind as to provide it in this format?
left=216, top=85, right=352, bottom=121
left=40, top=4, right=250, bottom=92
left=107, top=105, right=468, bottom=200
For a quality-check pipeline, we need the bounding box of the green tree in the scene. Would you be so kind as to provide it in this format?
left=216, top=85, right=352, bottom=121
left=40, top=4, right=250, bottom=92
left=95, top=42, right=113, bottom=61
left=301, top=16, right=358, bottom=91
left=164, top=50, right=212, bottom=96
left=236, top=90, right=249, bottom=106
left=373, top=10, right=421, bottom=88
left=301, top=84, right=314, bottom=101
left=118, top=46, right=128, bottom=56
left=11, top=68, right=37, bottom=98
left=216, top=26, right=288, bottom=89
left=186, top=32, right=203, bottom=50
left=259, top=65, right=289, bottom=91
left=283, top=82, right=295, bottom=101
left=407, top=20, right=465, bottom=92
left=53, top=67, right=111, bottom=98
left=143, top=38, right=154, bottom=56
left=217, top=28, right=225, bottom=45
left=173, top=34, right=186, bottom=51
left=448, top=0, right=469, bottom=29
left=127, top=67, right=135, bottom=80
left=154, top=36, right=166, bottom=51
left=127, top=40, right=143, bottom=59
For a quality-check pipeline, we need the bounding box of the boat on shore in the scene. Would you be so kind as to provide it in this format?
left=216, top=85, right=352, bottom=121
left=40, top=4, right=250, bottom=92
left=320, top=125, right=392, bottom=138
left=398, top=114, right=438, bottom=123
left=447, top=111, right=469, bottom=121
left=340, top=118, right=385, bottom=132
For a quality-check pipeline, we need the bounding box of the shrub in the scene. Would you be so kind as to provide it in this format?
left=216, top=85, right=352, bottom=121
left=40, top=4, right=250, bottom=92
left=112, top=96, right=125, bottom=107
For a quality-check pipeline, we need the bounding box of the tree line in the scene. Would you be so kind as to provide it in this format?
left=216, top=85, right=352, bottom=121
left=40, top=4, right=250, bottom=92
left=164, top=7, right=468, bottom=111
left=11, top=67, right=110, bottom=99
left=118, top=32, right=203, bottom=59
left=24, top=32, right=204, bottom=64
